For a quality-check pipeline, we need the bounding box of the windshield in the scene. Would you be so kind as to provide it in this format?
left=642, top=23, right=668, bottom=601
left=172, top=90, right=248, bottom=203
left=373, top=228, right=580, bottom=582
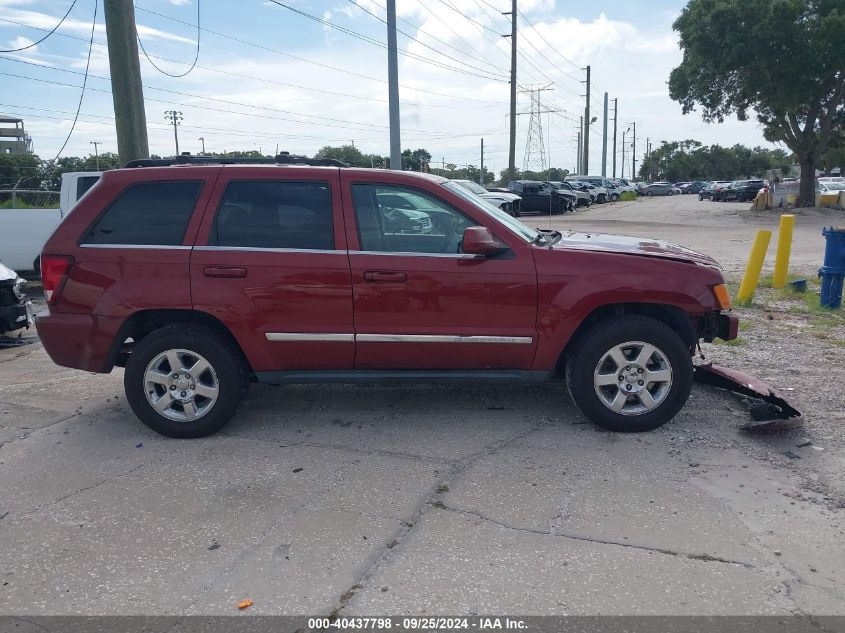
left=821, top=182, right=845, bottom=191
left=442, top=181, right=539, bottom=243
left=457, top=180, right=489, bottom=195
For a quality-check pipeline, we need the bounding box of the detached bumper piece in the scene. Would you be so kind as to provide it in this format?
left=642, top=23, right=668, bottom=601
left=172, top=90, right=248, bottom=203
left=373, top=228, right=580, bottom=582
left=0, top=278, right=33, bottom=335
left=693, top=362, right=802, bottom=431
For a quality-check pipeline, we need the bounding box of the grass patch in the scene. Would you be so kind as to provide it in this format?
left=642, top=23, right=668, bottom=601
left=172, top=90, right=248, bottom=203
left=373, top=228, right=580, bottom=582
left=713, top=336, right=747, bottom=347
left=738, top=320, right=753, bottom=332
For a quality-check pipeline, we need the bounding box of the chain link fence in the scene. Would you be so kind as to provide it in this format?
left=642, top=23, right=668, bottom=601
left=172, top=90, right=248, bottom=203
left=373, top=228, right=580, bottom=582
left=0, top=189, right=60, bottom=209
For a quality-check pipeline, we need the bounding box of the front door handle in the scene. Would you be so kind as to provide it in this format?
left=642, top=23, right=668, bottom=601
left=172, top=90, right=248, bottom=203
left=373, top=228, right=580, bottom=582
left=203, top=266, right=247, bottom=278
left=363, top=271, right=407, bottom=283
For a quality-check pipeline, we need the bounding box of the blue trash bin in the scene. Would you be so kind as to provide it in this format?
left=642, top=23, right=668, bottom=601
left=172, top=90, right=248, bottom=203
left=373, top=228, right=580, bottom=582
left=819, top=226, right=845, bottom=309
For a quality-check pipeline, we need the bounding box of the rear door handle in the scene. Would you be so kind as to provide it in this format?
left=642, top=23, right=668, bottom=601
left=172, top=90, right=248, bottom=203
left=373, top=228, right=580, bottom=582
left=363, top=271, right=407, bottom=283
left=203, top=266, right=247, bottom=278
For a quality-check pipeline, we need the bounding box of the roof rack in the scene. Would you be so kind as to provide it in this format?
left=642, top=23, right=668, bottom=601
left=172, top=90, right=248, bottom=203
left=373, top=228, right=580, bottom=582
left=124, top=152, right=349, bottom=169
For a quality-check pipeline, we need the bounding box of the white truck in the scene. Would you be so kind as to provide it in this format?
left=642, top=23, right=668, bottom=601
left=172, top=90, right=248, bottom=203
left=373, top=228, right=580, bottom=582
left=0, top=172, right=101, bottom=273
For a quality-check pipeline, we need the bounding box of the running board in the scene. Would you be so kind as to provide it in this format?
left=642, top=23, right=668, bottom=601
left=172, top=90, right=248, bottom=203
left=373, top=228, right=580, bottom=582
left=255, top=369, right=551, bottom=385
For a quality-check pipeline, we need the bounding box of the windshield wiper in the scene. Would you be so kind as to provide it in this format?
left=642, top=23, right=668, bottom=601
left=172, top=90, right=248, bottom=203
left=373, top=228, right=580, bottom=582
left=530, top=232, right=549, bottom=246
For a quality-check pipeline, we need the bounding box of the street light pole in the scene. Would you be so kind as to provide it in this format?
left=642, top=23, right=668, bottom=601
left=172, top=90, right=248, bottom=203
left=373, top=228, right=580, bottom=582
left=198, top=137, right=206, bottom=155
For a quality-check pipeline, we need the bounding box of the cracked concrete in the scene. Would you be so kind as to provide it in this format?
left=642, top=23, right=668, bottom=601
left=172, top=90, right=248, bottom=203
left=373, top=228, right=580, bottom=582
left=1, top=342, right=844, bottom=615
left=3, top=198, right=845, bottom=617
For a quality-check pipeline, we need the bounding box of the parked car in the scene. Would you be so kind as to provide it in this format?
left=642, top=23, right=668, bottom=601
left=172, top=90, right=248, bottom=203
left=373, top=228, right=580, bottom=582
left=679, top=181, right=708, bottom=194
left=0, top=171, right=101, bottom=273
left=565, top=175, right=620, bottom=201
left=0, top=262, right=32, bottom=335
left=634, top=182, right=650, bottom=195
left=567, top=181, right=596, bottom=203
left=699, top=181, right=733, bottom=201
left=673, top=182, right=691, bottom=191
left=642, top=183, right=676, bottom=196
left=817, top=180, right=845, bottom=194
left=720, top=180, right=766, bottom=202
left=572, top=181, right=610, bottom=203
left=611, top=179, right=638, bottom=195
left=508, top=180, right=574, bottom=214
left=452, top=179, right=522, bottom=217
left=36, top=154, right=738, bottom=438
left=545, top=181, right=591, bottom=207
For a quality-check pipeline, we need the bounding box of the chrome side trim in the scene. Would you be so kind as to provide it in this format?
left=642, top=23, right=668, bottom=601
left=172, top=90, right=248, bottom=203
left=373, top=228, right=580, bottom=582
left=79, top=244, right=192, bottom=250
left=356, top=334, right=532, bottom=344
left=264, top=333, right=532, bottom=345
left=195, top=246, right=341, bottom=255
left=349, top=250, right=483, bottom=259
left=265, top=333, right=354, bottom=342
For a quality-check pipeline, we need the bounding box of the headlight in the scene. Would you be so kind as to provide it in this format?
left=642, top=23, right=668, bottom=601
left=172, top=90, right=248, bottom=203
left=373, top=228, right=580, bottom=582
left=13, top=277, right=26, bottom=301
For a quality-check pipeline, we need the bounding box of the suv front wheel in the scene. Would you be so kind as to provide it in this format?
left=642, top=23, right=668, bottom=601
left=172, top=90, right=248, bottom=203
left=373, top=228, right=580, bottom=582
left=565, top=315, right=693, bottom=432
left=124, top=324, right=249, bottom=438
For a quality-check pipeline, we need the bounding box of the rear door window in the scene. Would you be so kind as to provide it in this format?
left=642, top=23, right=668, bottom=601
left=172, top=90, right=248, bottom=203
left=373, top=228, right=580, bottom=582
left=210, top=180, right=334, bottom=250
left=83, top=181, right=202, bottom=245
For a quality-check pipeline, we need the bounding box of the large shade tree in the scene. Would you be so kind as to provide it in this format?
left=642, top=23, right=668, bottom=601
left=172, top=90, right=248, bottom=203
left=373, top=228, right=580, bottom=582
left=668, top=0, right=845, bottom=206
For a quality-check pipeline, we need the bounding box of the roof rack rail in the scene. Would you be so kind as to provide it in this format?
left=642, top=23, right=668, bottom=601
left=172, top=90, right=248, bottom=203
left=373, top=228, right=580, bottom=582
left=124, top=152, right=349, bottom=169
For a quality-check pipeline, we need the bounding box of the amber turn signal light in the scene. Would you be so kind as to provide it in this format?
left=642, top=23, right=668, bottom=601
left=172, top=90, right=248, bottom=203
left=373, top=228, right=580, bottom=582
left=713, top=284, right=732, bottom=310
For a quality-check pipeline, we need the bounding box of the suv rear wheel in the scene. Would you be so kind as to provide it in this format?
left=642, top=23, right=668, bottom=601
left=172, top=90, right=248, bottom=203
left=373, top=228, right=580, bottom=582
left=565, top=315, right=693, bottom=432
left=124, top=324, right=249, bottom=438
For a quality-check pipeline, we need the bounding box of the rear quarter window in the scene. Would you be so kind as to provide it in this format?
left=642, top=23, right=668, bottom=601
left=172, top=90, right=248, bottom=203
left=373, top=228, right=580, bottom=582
left=83, top=181, right=202, bottom=245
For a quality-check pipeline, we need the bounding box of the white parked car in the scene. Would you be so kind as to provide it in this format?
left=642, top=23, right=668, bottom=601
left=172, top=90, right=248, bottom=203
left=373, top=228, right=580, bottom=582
left=452, top=179, right=522, bottom=216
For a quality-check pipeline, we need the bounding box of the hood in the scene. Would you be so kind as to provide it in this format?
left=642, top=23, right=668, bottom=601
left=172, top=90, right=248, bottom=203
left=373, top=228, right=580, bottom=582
left=0, top=261, right=20, bottom=282
left=480, top=191, right=520, bottom=202
left=550, top=231, right=719, bottom=267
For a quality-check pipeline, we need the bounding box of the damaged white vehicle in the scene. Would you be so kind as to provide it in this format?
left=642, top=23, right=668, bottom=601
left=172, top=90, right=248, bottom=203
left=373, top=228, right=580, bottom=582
left=0, top=262, right=32, bottom=336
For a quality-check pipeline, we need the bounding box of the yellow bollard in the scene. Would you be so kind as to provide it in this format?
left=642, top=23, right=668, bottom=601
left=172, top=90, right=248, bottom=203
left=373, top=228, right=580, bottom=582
left=772, top=214, right=795, bottom=289
left=737, top=229, right=772, bottom=303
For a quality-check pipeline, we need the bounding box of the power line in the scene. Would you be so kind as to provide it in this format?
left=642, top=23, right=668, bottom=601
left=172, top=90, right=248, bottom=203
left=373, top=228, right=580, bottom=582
left=265, top=0, right=505, bottom=82
left=0, top=23, right=504, bottom=110
left=0, top=58, right=495, bottom=134
left=137, top=0, right=200, bottom=78
left=0, top=0, right=77, bottom=52
left=129, top=6, right=508, bottom=104
left=345, top=0, right=508, bottom=76
left=51, top=0, right=96, bottom=163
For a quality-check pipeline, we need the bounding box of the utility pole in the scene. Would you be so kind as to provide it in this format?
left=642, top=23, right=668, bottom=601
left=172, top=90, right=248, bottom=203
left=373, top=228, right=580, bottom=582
left=581, top=65, right=590, bottom=174
left=90, top=141, right=101, bottom=170
left=632, top=121, right=637, bottom=181
left=386, top=0, right=401, bottom=170
left=577, top=116, right=582, bottom=174
left=611, top=98, right=618, bottom=178
left=503, top=0, right=517, bottom=183
left=621, top=127, right=630, bottom=179
left=198, top=137, right=206, bottom=155
left=601, top=92, right=608, bottom=177
left=480, top=138, right=484, bottom=185
left=164, top=110, right=182, bottom=155
left=103, top=0, right=149, bottom=165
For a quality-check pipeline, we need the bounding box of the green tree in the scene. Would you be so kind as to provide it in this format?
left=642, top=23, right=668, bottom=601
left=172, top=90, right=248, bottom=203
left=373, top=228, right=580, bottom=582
left=668, top=0, right=845, bottom=206
left=401, top=148, right=433, bottom=171
left=315, top=144, right=370, bottom=167
left=0, top=153, right=42, bottom=189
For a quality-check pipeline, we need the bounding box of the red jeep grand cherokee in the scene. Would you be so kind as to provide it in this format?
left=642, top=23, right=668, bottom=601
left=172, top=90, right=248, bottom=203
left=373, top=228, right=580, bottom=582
left=37, top=155, right=737, bottom=438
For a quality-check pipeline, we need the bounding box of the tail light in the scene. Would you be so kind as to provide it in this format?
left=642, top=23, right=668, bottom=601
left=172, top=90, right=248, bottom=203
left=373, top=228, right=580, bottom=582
left=40, top=255, right=74, bottom=306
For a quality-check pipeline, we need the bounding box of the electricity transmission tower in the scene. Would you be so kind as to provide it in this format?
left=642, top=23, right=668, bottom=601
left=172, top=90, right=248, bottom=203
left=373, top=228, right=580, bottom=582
left=520, top=85, right=556, bottom=174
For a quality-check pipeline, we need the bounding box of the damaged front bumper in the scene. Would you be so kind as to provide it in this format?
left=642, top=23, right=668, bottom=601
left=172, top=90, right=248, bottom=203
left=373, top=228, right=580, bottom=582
left=0, top=266, right=33, bottom=335
left=699, top=311, right=739, bottom=342
left=694, top=362, right=803, bottom=430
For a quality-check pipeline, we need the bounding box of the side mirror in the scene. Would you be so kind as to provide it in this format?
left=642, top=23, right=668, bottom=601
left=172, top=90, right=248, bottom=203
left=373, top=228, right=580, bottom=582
left=462, top=226, right=507, bottom=256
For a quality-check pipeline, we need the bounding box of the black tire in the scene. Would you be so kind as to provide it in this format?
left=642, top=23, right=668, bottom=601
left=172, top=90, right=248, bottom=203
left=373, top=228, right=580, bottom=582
left=124, top=323, right=249, bottom=438
left=698, top=194, right=704, bottom=201
left=646, top=191, right=653, bottom=197
left=610, top=193, right=619, bottom=202
left=565, top=315, right=693, bottom=432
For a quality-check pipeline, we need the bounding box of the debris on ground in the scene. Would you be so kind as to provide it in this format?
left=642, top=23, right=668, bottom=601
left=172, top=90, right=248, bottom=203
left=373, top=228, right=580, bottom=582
left=237, top=599, right=254, bottom=609
left=784, top=450, right=802, bottom=459
left=693, top=362, right=802, bottom=432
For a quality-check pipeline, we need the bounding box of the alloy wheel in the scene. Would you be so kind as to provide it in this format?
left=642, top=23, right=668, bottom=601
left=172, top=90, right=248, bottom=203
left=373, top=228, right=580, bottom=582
left=593, top=340, right=673, bottom=416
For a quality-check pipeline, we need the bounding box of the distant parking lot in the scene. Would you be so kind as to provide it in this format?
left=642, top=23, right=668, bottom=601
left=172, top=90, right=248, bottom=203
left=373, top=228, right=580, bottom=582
left=2, top=195, right=844, bottom=616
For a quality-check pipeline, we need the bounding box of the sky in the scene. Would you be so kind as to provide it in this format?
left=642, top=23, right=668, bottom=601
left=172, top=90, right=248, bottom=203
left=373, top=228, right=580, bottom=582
left=0, top=0, right=781, bottom=176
